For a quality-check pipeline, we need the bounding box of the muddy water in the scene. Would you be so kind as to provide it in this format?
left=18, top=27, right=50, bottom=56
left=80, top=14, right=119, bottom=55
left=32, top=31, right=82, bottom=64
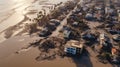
left=0, top=46, right=76, bottom=67
left=0, top=34, right=76, bottom=67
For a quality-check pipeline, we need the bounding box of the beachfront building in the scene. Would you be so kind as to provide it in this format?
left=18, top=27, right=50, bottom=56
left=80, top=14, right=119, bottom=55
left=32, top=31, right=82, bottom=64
left=64, top=40, right=83, bottom=55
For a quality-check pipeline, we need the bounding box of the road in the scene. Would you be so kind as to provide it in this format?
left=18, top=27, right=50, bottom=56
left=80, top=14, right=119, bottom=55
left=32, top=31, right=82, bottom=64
left=50, top=0, right=83, bottom=37
left=0, top=0, right=82, bottom=62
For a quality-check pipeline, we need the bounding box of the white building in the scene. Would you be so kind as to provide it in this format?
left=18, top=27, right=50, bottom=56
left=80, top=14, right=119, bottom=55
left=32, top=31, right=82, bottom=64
left=64, top=40, right=83, bottom=55
left=118, top=10, right=120, bottom=22
left=99, top=33, right=105, bottom=46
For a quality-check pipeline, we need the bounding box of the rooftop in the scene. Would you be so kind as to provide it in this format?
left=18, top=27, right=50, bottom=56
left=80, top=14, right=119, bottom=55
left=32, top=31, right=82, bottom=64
left=65, top=40, right=83, bottom=48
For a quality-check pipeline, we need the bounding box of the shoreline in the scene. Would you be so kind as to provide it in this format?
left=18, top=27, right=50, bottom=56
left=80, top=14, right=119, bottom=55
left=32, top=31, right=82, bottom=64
left=0, top=0, right=67, bottom=43
left=0, top=0, right=119, bottom=67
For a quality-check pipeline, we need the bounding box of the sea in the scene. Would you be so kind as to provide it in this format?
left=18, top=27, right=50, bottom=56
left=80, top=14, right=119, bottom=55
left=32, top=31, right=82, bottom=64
left=0, top=0, right=68, bottom=33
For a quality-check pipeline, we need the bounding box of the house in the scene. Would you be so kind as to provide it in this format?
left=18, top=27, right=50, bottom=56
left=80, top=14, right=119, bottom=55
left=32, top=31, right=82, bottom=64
left=85, top=13, right=94, bottom=21
left=99, top=33, right=105, bottom=45
left=95, top=6, right=102, bottom=10
left=59, top=26, right=72, bottom=39
left=99, top=33, right=112, bottom=52
left=64, top=40, right=83, bottom=55
left=72, top=22, right=79, bottom=27
left=108, top=9, right=114, bottom=14
left=82, top=33, right=96, bottom=41
left=113, top=35, right=120, bottom=42
left=105, top=6, right=111, bottom=14
left=99, top=33, right=111, bottom=46
left=63, top=30, right=72, bottom=39
left=108, top=29, right=119, bottom=35
left=118, top=11, right=120, bottom=22
left=49, top=19, right=60, bottom=26
left=46, top=24, right=56, bottom=31
left=82, top=6, right=88, bottom=11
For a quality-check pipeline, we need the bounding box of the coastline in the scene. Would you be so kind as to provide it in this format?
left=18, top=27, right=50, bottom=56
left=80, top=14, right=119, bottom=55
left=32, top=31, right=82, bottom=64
left=0, top=1, right=79, bottom=67
left=0, top=0, right=118, bottom=67
left=0, top=0, right=67, bottom=43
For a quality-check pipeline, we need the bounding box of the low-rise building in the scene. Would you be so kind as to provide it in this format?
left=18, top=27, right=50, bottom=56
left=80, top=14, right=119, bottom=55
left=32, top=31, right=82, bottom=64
left=118, top=10, right=120, bottom=22
left=64, top=40, right=83, bottom=55
left=63, top=30, right=72, bottom=39
left=85, top=13, right=94, bottom=21
left=99, top=33, right=105, bottom=46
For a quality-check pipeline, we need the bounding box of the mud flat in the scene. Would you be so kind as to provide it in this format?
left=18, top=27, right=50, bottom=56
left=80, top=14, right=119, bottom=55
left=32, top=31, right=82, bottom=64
left=0, top=39, right=112, bottom=67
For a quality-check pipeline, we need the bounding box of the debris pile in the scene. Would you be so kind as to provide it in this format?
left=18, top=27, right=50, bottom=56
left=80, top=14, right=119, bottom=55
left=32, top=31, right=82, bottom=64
left=35, top=37, right=66, bottom=61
